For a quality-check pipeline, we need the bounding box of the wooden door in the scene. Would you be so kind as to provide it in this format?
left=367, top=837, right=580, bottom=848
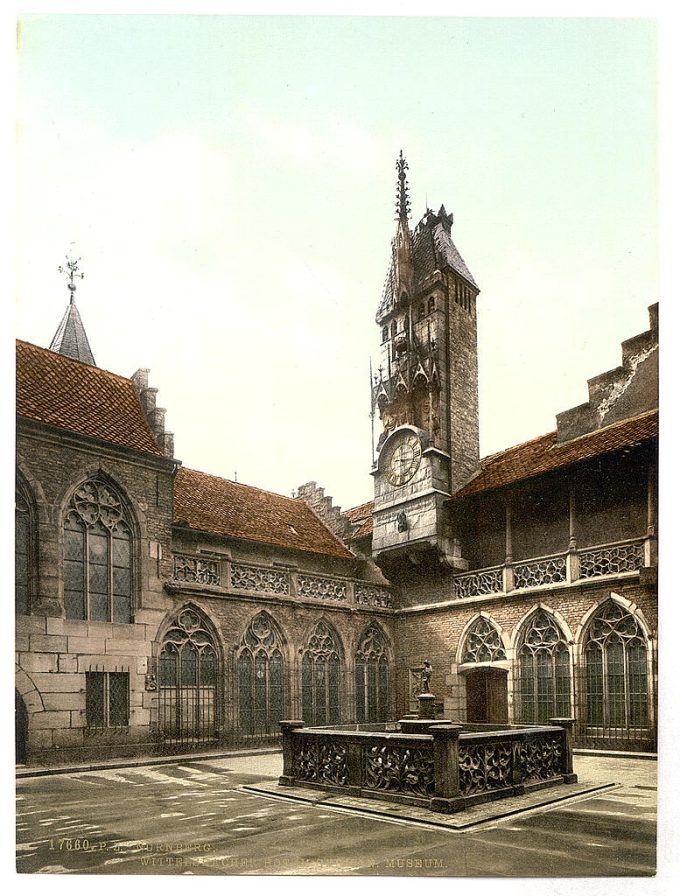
left=466, top=669, right=508, bottom=724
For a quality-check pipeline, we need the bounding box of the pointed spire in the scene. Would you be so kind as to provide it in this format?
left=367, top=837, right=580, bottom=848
left=395, top=150, right=411, bottom=222
left=49, top=250, right=96, bottom=365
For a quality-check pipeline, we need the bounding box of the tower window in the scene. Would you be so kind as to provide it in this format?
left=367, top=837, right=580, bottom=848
left=381, top=326, right=388, bottom=343
left=418, top=301, right=426, bottom=319
left=390, top=320, right=397, bottom=339
left=428, top=296, right=436, bottom=314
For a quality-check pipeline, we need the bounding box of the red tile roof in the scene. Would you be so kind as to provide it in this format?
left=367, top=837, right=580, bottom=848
left=457, top=409, right=658, bottom=498
left=174, top=467, right=353, bottom=559
left=345, top=410, right=658, bottom=539
left=344, top=501, right=374, bottom=541
left=16, top=340, right=163, bottom=456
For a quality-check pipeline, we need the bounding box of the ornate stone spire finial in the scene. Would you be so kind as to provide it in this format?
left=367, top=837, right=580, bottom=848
left=395, top=150, right=411, bottom=222
left=58, top=249, right=84, bottom=305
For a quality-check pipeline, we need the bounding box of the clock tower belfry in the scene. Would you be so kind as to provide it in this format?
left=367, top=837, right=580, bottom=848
left=371, top=153, right=480, bottom=568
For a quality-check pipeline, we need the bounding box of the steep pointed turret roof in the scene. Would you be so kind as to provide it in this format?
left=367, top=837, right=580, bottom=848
left=49, top=298, right=96, bottom=366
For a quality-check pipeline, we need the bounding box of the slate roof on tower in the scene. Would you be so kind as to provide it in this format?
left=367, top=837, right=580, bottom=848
left=49, top=299, right=96, bottom=366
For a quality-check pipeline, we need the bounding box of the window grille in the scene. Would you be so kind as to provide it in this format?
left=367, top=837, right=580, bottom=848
left=86, top=672, right=129, bottom=728
left=158, top=607, right=219, bottom=748
left=355, top=622, right=390, bottom=723
left=301, top=620, right=343, bottom=726
left=237, top=612, right=285, bottom=737
left=63, top=478, right=132, bottom=622
left=582, top=600, right=649, bottom=730
left=515, top=610, right=571, bottom=723
left=15, top=490, right=30, bottom=615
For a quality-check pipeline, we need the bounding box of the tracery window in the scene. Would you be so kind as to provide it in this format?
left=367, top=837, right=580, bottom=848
left=159, top=607, right=219, bottom=744
left=583, top=600, right=648, bottom=728
left=15, top=487, right=31, bottom=615
left=355, top=622, right=390, bottom=723
left=238, top=612, right=285, bottom=736
left=516, top=610, right=571, bottom=723
left=462, top=617, right=506, bottom=663
left=301, top=620, right=342, bottom=726
left=63, top=478, right=133, bottom=622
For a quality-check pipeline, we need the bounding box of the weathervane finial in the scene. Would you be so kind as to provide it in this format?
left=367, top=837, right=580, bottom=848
left=395, top=150, right=411, bottom=222
left=58, top=247, right=84, bottom=304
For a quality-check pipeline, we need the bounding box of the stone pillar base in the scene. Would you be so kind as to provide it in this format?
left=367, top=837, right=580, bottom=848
left=429, top=796, right=466, bottom=814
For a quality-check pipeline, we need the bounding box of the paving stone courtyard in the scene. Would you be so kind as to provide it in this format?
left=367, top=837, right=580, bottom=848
left=15, top=751, right=657, bottom=877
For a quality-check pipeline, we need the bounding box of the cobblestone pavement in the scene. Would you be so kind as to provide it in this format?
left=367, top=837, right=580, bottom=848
left=15, top=752, right=656, bottom=877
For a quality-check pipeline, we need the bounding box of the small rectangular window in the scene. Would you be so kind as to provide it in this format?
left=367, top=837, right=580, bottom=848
left=86, top=672, right=129, bottom=727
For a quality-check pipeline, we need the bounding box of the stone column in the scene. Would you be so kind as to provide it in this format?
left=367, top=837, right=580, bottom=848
left=430, top=724, right=466, bottom=813
left=549, top=717, right=577, bottom=783
left=278, top=720, right=304, bottom=785
left=502, top=501, right=514, bottom=592
left=566, top=483, right=580, bottom=583
left=645, top=462, right=658, bottom=568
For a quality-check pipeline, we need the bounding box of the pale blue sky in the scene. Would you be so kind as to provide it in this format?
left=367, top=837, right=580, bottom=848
left=16, top=15, right=658, bottom=508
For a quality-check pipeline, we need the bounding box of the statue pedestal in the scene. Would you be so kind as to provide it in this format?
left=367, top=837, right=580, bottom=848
left=417, top=692, right=436, bottom=719
left=398, top=693, right=442, bottom=734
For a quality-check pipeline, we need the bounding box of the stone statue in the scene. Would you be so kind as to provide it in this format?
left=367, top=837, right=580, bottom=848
left=420, top=659, right=432, bottom=694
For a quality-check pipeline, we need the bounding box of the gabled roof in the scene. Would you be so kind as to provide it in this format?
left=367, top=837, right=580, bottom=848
left=344, top=500, right=374, bottom=541
left=174, top=467, right=354, bottom=560
left=456, top=409, right=658, bottom=498
left=49, top=299, right=96, bottom=366
left=16, top=339, right=163, bottom=456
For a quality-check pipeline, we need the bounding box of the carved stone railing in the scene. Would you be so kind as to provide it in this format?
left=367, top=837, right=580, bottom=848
left=171, top=556, right=392, bottom=608
left=578, top=539, right=644, bottom=579
left=297, top=574, right=347, bottom=601
left=355, top=583, right=393, bottom=608
left=452, top=566, right=503, bottom=598
left=172, top=554, right=220, bottom=586
left=279, top=718, right=576, bottom=814
left=513, top=554, right=567, bottom=590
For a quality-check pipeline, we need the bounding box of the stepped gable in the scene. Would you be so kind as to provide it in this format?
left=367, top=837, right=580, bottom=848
left=16, top=339, right=162, bottom=456
left=556, top=303, right=658, bottom=442
left=456, top=409, right=657, bottom=499
left=175, top=468, right=353, bottom=559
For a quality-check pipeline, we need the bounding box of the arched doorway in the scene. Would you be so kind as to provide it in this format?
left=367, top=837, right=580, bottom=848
left=15, top=691, right=28, bottom=764
left=465, top=668, right=508, bottom=724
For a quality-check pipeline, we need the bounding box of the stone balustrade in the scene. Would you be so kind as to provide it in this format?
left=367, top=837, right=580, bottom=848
left=171, top=555, right=393, bottom=609
left=279, top=718, right=576, bottom=814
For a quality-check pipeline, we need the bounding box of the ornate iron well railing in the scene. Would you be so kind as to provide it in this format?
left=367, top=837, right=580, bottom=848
left=279, top=718, right=576, bottom=814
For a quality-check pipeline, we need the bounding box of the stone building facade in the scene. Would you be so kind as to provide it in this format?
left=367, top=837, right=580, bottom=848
left=15, top=160, right=658, bottom=765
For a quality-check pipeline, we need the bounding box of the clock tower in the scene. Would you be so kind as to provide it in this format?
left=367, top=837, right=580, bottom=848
left=371, top=153, right=480, bottom=568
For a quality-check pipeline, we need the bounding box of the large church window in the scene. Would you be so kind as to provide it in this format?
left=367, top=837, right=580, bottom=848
left=462, top=617, right=506, bottom=663
left=237, top=612, right=285, bottom=736
left=158, top=607, right=219, bottom=746
left=63, top=478, right=132, bottom=622
left=15, top=488, right=31, bottom=615
left=301, top=620, right=342, bottom=726
left=583, top=600, right=648, bottom=729
left=355, top=622, right=390, bottom=723
left=516, top=610, right=571, bottom=723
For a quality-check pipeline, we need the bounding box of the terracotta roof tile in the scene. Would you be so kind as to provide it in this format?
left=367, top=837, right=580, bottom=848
left=457, top=409, right=658, bottom=498
left=344, top=501, right=374, bottom=541
left=174, top=467, right=353, bottom=559
left=16, top=340, right=162, bottom=456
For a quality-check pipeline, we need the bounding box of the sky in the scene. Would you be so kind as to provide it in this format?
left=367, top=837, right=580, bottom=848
left=14, top=14, right=658, bottom=510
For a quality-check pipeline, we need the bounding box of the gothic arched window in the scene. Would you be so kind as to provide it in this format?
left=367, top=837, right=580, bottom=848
left=381, top=326, right=388, bottom=343
left=301, top=620, right=343, bottom=726
left=583, top=600, right=648, bottom=728
left=462, top=617, right=506, bottom=663
left=390, top=320, right=397, bottom=339
left=516, top=610, right=571, bottom=723
left=158, top=607, right=219, bottom=745
left=15, top=485, right=32, bottom=615
left=238, top=612, right=285, bottom=737
left=428, top=296, right=436, bottom=314
left=355, top=622, right=390, bottom=723
left=418, top=301, right=426, bottom=319
left=63, top=477, right=133, bottom=623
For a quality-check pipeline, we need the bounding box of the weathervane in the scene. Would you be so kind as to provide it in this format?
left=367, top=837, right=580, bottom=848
left=58, top=249, right=84, bottom=303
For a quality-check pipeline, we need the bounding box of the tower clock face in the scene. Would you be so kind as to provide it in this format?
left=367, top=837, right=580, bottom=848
left=384, top=432, right=422, bottom=487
